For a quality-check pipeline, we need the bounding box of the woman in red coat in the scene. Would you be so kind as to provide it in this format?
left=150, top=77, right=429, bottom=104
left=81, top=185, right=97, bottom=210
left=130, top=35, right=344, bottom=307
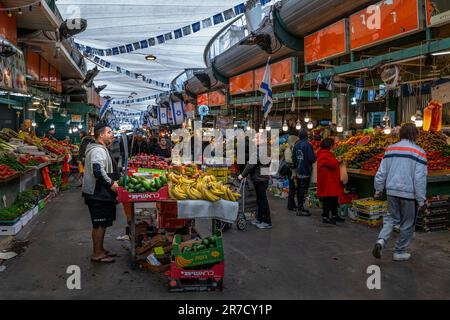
left=316, top=138, right=345, bottom=224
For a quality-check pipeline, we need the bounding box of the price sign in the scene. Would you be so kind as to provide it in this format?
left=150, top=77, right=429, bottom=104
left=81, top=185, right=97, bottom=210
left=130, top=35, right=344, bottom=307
left=350, top=0, right=421, bottom=51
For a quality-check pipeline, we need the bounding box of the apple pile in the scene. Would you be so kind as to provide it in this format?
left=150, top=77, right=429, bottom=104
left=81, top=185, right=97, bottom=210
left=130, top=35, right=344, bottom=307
left=128, top=153, right=169, bottom=170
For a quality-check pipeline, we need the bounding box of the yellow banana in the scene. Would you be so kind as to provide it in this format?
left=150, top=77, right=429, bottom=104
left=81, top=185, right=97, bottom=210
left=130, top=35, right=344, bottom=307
left=209, top=187, right=225, bottom=197
left=190, top=187, right=203, bottom=200
left=226, top=188, right=236, bottom=202
left=203, top=188, right=220, bottom=202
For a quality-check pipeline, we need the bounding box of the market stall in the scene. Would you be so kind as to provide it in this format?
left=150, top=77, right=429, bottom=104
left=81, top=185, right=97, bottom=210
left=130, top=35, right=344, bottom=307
left=116, top=162, right=240, bottom=291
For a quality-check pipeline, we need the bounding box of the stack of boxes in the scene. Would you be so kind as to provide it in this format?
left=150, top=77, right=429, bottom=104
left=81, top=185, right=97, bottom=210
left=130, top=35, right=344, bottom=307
left=416, top=196, right=449, bottom=233
left=352, top=198, right=387, bottom=227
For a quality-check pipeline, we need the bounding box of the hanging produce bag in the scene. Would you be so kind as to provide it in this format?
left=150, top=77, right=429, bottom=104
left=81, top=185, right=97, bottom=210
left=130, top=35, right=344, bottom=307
left=340, top=162, right=348, bottom=185
left=423, top=100, right=443, bottom=132
left=41, top=167, right=53, bottom=189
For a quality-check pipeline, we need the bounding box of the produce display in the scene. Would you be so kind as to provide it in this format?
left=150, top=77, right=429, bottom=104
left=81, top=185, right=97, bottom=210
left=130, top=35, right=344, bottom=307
left=119, top=174, right=168, bottom=193
left=334, top=130, right=450, bottom=172
left=128, top=154, right=169, bottom=170
left=0, top=154, right=26, bottom=172
left=167, top=172, right=240, bottom=202
left=0, top=164, right=18, bottom=180
left=41, top=138, right=66, bottom=156
left=0, top=137, right=15, bottom=156
left=0, top=189, right=41, bottom=221
left=172, top=231, right=224, bottom=268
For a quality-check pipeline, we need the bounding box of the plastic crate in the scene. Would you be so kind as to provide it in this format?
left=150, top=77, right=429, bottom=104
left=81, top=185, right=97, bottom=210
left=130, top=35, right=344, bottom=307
left=116, top=185, right=169, bottom=203
left=338, top=194, right=358, bottom=205
left=157, top=201, right=178, bottom=219
left=0, top=220, right=22, bottom=236
left=158, top=216, right=192, bottom=230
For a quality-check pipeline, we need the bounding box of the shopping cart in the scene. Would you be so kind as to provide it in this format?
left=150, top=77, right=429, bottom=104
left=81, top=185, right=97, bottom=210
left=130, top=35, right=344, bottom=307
left=214, top=177, right=257, bottom=231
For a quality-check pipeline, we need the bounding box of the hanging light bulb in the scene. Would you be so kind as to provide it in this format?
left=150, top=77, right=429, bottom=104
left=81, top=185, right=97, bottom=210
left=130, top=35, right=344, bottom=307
left=78, top=124, right=83, bottom=129
left=355, top=112, right=363, bottom=125
left=7, top=11, right=12, bottom=18
left=265, top=122, right=271, bottom=131
left=32, top=122, right=36, bottom=127
left=18, top=8, right=22, bottom=15
left=282, top=120, right=288, bottom=132
left=69, top=128, right=73, bottom=134
left=187, top=118, right=192, bottom=129
left=295, top=119, right=301, bottom=130
left=259, top=128, right=264, bottom=133
left=246, top=124, right=251, bottom=131
left=415, top=114, right=423, bottom=128
left=233, top=123, right=238, bottom=128
left=336, top=121, right=344, bottom=133
left=410, top=114, right=416, bottom=122
left=50, top=124, right=55, bottom=129
left=307, top=121, right=314, bottom=130
left=304, top=113, right=310, bottom=123
left=383, top=110, right=390, bottom=122
left=383, top=125, right=392, bottom=135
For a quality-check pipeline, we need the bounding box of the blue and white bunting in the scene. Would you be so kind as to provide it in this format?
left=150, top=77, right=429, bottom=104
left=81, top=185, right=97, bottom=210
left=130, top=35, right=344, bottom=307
left=158, top=105, right=169, bottom=125
left=99, top=99, right=112, bottom=120
left=74, top=1, right=273, bottom=57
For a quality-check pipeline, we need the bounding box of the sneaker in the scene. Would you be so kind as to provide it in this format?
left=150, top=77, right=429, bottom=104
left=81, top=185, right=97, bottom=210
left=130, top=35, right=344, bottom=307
left=332, top=216, right=346, bottom=223
left=393, top=252, right=411, bottom=261
left=251, top=219, right=262, bottom=225
left=372, top=243, right=382, bottom=259
left=297, top=209, right=312, bottom=216
left=256, top=222, right=273, bottom=229
left=322, top=217, right=336, bottom=225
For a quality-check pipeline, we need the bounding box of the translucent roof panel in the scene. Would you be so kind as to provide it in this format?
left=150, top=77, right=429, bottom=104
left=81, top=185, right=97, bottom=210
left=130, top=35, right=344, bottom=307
left=56, top=0, right=246, bottom=110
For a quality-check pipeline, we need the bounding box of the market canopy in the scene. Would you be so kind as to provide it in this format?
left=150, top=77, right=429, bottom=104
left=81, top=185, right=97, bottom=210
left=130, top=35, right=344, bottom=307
left=56, top=0, right=248, bottom=111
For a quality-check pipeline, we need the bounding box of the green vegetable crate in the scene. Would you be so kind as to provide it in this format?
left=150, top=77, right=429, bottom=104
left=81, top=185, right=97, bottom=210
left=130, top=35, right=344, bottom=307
left=172, top=231, right=224, bottom=268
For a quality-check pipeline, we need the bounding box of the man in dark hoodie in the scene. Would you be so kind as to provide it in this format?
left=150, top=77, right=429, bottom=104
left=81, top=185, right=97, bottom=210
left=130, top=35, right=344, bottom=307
left=292, top=128, right=316, bottom=216
left=82, top=122, right=119, bottom=263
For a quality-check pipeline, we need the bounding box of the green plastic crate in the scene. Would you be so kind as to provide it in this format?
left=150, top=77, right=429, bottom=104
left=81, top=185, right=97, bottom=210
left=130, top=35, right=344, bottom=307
left=172, top=233, right=224, bottom=268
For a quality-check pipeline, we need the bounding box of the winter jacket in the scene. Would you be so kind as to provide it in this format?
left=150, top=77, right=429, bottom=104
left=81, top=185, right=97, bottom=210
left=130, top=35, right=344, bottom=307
left=316, top=149, right=344, bottom=197
left=82, top=143, right=117, bottom=202
left=292, top=138, right=316, bottom=178
left=241, top=150, right=271, bottom=183
left=375, top=139, right=427, bottom=206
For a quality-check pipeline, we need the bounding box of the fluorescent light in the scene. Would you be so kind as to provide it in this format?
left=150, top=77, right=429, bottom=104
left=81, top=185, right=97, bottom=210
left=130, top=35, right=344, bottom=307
left=33, top=101, right=40, bottom=105
left=432, top=51, right=450, bottom=56
left=28, top=108, right=37, bottom=111
left=145, top=54, right=157, bottom=61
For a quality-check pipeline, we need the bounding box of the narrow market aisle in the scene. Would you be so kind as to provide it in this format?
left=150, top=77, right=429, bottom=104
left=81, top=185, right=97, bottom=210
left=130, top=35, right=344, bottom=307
left=0, top=188, right=449, bottom=300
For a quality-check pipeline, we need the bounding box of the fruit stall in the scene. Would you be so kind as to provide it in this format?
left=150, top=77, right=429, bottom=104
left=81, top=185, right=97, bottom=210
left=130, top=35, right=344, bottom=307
left=116, top=163, right=240, bottom=291
left=333, top=129, right=450, bottom=198
left=0, top=128, right=77, bottom=235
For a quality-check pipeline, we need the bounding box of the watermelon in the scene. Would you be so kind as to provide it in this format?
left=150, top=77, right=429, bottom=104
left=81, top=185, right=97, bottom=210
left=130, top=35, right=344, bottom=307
left=357, top=135, right=371, bottom=146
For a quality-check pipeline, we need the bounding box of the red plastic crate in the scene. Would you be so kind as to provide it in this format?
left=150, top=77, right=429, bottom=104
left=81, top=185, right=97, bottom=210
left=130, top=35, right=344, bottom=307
left=157, top=200, right=178, bottom=219
left=158, top=216, right=192, bottom=229
left=169, top=261, right=224, bottom=280
left=116, top=185, right=169, bottom=203
left=339, top=194, right=358, bottom=205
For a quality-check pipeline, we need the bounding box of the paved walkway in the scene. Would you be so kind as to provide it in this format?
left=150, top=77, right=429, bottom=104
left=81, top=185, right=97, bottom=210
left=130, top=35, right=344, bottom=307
left=0, top=188, right=449, bottom=299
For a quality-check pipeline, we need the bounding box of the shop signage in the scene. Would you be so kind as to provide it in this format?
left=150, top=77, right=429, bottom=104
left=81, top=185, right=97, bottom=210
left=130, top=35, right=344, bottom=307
left=71, top=115, right=82, bottom=122
left=427, top=0, right=450, bottom=27
left=0, top=50, right=27, bottom=93
left=304, top=20, right=348, bottom=65
left=349, top=0, right=421, bottom=51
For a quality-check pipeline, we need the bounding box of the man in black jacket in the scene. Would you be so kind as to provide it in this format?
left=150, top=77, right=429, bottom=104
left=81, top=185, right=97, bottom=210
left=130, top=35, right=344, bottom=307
left=239, top=133, right=272, bottom=229
left=292, top=128, right=316, bottom=216
left=82, top=122, right=119, bottom=263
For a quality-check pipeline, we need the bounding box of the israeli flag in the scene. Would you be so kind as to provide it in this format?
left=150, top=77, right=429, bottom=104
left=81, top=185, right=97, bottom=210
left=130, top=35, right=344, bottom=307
left=259, top=58, right=273, bottom=119
left=158, top=105, right=169, bottom=125
left=316, top=73, right=323, bottom=85
left=99, top=99, right=112, bottom=120
left=368, top=90, right=375, bottom=102
left=326, top=78, right=334, bottom=91
left=171, top=100, right=185, bottom=125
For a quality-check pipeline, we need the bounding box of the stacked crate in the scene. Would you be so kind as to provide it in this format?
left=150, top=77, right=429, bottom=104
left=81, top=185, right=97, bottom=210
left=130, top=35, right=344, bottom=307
left=352, top=198, right=387, bottom=228
left=416, top=197, right=449, bottom=233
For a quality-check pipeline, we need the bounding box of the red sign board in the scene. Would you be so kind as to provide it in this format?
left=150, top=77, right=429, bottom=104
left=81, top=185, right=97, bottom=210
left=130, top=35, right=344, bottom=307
left=350, top=0, right=420, bottom=51
left=304, top=20, right=348, bottom=65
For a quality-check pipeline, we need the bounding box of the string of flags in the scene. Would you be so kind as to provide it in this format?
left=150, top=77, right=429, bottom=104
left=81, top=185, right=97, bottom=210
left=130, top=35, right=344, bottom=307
left=74, top=0, right=273, bottom=57
left=85, top=53, right=171, bottom=89
left=111, top=94, right=160, bottom=105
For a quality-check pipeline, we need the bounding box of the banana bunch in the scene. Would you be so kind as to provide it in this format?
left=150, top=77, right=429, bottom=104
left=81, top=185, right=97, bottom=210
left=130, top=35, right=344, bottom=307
left=168, top=173, right=240, bottom=202
left=175, top=255, right=193, bottom=268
